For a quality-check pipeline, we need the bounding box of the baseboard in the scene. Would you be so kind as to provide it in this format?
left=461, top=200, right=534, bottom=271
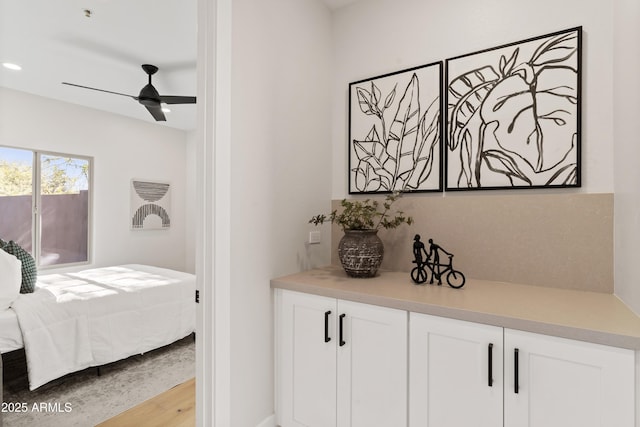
left=256, top=413, right=276, bottom=427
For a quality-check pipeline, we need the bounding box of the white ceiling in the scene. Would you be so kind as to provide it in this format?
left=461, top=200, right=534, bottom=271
left=0, top=0, right=198, bottom=131
left=0, top=0, right=360, bottom=132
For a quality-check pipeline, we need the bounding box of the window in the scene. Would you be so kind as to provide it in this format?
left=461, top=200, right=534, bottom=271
left=0, top=146, right=91, bottom=267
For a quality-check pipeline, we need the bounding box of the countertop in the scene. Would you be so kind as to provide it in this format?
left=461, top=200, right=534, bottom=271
left=271, top=266, right=640, bottom=350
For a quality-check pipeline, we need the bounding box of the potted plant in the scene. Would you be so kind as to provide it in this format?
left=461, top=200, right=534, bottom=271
left=310, top=192, right=413, bottom=278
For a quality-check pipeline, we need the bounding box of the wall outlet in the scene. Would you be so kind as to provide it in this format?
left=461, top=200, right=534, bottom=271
left=308, top=231, right=321, bottom=244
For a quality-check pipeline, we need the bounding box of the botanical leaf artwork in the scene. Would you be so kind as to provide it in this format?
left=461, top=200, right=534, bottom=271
left=349, top=62, right=442, bottom=193
left=445, top=27, right=581, bottom=190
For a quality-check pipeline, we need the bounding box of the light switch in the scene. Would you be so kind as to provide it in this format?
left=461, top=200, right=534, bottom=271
left=309, top=231, right=321, bottom=244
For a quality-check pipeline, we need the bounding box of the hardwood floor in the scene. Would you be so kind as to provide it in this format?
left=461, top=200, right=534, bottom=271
left=96, top=378, right=195, bottom=427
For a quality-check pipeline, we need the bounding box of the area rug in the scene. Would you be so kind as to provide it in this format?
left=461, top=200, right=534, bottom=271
left=2, top=335, right=195, bottom=427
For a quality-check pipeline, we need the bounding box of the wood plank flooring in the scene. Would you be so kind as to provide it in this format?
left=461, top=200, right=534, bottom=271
left=96, top=377, right=195, bottom=427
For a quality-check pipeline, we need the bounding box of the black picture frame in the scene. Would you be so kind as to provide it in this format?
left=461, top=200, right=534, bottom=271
left=348, top=61, right=443, bottom=194
left=445, top=27, right=582, bottom=191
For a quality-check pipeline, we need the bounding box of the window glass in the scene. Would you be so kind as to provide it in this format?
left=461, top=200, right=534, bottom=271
left=0, top=147, right=34, bottom=252
left=39, top=155, right=90, bottom=266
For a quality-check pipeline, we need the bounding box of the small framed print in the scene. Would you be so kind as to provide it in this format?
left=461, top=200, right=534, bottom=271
left=130, top=179, right=171, bottom=230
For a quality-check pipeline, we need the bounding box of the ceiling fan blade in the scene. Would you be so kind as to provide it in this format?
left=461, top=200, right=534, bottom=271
left=145, top=105, right=166, bottom=121
left=62, top=82, right=137, bottom=100
left=159, top=95, right=196, bottom=104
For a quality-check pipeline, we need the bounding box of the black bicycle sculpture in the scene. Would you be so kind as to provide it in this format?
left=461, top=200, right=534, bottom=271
left=411, top=235, right=465, bottom=289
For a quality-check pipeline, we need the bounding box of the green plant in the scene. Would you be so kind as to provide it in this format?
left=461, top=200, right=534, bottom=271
left=309, top=192, right=413, bottom=231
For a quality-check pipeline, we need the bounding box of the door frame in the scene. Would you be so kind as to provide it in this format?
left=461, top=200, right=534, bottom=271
left=195, top=0, right=232, bottom=425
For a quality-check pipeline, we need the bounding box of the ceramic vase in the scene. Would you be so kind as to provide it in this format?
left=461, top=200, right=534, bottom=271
left=338, top=229, right=384, bottom=278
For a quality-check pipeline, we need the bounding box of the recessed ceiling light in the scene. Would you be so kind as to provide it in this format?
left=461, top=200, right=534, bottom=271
left=2, top=63, right=22, bottom=71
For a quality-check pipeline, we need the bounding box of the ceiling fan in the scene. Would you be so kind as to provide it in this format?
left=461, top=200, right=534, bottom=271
left=62, top=64, right=196, bottom=122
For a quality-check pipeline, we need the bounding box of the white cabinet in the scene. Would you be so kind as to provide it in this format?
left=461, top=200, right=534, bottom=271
left=336, top=299, right=408, bottom=427
left=504, top=328, right=635, bottom=427
left=277, top=290, right=337, bottom=427
left=277, top=289, right=636, bottom=427
left=276, top=289, right=407, bottom=427
left=409, top=313, right=503, bottom=427
left=409, top=314, right=635, bottom=427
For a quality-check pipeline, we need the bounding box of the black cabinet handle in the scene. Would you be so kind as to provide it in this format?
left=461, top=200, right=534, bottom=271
left=324, top=311, right=331, bottom=343
left=514, top=348, right=519, bottom=394
left=488, top=343, right=493, bottom=387
left=339, top=313, right=346, bottom=347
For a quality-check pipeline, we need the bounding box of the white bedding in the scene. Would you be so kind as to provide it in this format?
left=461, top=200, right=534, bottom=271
left=0, top=308, right=23, bottom=353
left=10, top=264, right=195, bottom=390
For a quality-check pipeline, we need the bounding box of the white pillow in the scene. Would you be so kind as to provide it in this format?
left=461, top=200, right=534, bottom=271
left=0, top=249, right=22, bottom=309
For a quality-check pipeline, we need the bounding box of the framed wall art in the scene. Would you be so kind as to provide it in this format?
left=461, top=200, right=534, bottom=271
left=445, top=26, right=581, bottom=190
left=349, top=61, right=443, bottom=194
left=130, top=179, right=171, bottom=230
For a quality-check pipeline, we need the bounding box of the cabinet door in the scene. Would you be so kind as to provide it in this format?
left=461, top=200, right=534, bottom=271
left=409, top=313, right=503, bottom=427
left=336, top=300, right=407, bottom=427
left=504, top=329, right=635, bottom=427
left=277, top=290, right=337, bottom=427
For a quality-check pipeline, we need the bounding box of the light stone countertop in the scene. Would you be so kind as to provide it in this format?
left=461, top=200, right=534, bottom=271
left=271, top=266, right=640, bottom=350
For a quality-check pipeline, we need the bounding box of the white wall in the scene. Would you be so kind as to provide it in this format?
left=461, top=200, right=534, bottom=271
left=613, top=0, right=640, bottom=315
left=0, top=87, right=192, bottom=273
left=226, top=0, right=332, bottom=425
left=330, top=0, right=640, bottom=314
left=200, top=0, right=638, bottom=424
left=331, top=0, right=614, bottom=197
left=185, top=129, right=198, bottom=274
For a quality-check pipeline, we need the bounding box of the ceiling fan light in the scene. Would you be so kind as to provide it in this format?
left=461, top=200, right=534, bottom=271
left=161, top=104, right=171, bottom=113
left=2, top=62, right=22, bottom=71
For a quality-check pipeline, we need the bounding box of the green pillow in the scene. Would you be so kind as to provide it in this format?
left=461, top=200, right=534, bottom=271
left=1, top=240, right=37, bottom=293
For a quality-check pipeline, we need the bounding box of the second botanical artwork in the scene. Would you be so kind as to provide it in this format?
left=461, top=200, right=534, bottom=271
left=348, top=62, right=442, bottom=194
left=445, top=27, right=581, bottom=190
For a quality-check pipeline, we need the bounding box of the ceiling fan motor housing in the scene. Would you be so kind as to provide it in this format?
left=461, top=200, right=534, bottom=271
left=138, top=64, right=161, bottom=106
left=139, top=84, right=161, bottom=106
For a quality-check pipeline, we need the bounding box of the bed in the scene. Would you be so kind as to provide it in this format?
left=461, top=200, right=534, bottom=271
left=0, top=264, right=196, bottom=390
